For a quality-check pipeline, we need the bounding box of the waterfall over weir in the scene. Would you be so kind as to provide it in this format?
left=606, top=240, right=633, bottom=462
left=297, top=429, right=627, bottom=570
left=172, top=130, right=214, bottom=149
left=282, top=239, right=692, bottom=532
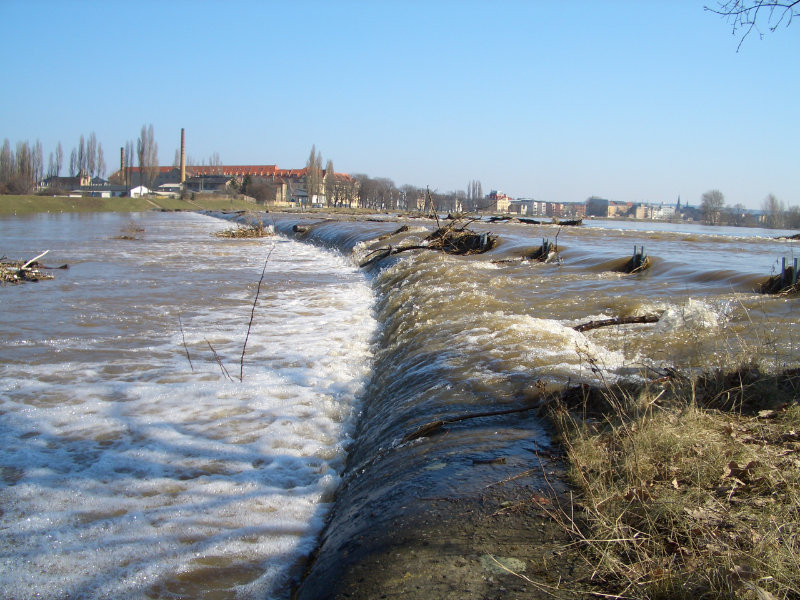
left=2, top=210, right=796, bottom=599
left=255, top=212, right=798, bottom=599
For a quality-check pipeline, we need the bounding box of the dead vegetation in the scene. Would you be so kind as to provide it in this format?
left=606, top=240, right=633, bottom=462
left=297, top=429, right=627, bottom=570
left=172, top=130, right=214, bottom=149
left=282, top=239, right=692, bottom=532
left=1, top=250, right=61, bottom=284
left=546, top=363, right=800, bottom=600
left=112, top=222, right=145, bottom=241
left=214, top=222, right=274, bottom=239
left=359, top=217, right=497, bottom=268
left=761, top=270, right=799, bottom=296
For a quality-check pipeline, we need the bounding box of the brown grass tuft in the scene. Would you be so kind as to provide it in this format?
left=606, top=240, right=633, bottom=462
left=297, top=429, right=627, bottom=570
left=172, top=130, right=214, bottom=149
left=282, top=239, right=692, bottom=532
left=550, top=372, right=800, bottom=599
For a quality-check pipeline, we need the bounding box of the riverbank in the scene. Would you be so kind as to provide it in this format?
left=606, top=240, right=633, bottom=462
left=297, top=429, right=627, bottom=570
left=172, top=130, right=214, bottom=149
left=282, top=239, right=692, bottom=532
left=288, top=371, right=800, bottom=599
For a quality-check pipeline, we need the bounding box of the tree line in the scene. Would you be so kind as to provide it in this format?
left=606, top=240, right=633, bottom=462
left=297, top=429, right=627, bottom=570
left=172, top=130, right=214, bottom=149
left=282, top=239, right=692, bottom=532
left=0, top=134, right=107, bottom=194
left=700, top=189, right=800, bottom=228
left=299, top=144, right=484, bottom=212
left=2, top=131, right=480, bottom=210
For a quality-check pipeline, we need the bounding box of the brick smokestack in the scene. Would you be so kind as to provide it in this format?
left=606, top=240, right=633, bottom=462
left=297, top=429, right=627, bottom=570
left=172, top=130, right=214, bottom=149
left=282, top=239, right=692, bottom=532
left=180, top=128, right=186, bottom=184
left=120, top=147, right=125, bottom=185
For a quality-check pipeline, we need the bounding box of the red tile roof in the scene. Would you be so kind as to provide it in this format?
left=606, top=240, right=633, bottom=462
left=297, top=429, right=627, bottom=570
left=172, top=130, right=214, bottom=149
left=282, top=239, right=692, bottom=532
left=112, top=165, right=351, bottom=181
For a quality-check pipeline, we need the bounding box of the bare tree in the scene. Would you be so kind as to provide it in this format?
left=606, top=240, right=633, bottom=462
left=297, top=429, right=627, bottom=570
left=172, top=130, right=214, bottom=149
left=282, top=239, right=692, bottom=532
left=137, top=123, right=159, bottom=189
left=324, top=159, right=336, bottom=207
left=86, top=132, right=97, bottom=178
left=208, top=152, right=222, bottom=175
left=0, top=139, right=14, bottom=189
left=97, top=143, right=106, bottom=179
left=762, top=193, right=785, bottom=228
left=786, top=205, right=800, bottom=228
left=14, top=141, right=33, bottom=193
left=466, top=180, right=483, bottom=212
left=69, top=148, right=78, bottom=177
left=374, top=177, right=397, bottom=209
left=701, top=189, right=726, bottom=225
left=124, top=139, right=135, bottom=189
left=725, top=202, right=751, bottom=226
left=706, top=1, right=800, bottom=49
left=400, top=184, right=423, bottom=211
left=32, top=139, right=43, bottom=185
left=55, top=141, right=63, bottom=177
left=78, top=134, right=86, bottom=175
left=304, top=144, right=322, bottom=207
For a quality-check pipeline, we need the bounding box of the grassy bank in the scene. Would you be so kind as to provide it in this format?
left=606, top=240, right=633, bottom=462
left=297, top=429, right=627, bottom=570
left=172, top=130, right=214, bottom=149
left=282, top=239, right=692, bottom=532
left=549, top=369, right=799, bottom=599
left=0, top=194, right=262, bottom=215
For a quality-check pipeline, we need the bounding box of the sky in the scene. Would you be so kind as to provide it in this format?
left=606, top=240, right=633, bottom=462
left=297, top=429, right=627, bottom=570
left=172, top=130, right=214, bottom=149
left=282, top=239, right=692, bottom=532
left=1, top=0, right=798, bottom=208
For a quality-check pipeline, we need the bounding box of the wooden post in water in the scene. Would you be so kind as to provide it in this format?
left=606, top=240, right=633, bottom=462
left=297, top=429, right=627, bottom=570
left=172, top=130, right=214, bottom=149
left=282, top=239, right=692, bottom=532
left=781, top=257, right=787, bottom=287
left=632, top=245, right=646, bottom=271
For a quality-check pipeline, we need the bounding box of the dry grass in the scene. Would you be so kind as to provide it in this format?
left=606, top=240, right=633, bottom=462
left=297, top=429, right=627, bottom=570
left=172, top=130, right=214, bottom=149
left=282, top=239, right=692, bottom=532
left=550, top=370, right=800, bottom=599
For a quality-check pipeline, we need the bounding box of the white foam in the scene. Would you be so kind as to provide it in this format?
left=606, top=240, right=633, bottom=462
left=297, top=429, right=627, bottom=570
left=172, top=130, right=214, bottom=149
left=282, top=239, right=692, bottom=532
left=0, top=213, right=376, bottom=599
left=654, top=298, right=721, bottom=333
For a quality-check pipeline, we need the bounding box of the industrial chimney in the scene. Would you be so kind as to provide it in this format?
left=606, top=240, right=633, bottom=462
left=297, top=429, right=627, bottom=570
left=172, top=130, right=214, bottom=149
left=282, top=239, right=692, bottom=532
left=180, top=128, right=186, bottom=184
left=120, top=147, right=125, bottom=186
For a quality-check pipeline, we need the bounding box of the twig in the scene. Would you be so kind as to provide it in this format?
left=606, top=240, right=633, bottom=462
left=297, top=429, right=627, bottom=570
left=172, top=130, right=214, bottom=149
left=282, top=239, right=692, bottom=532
left=240, top=241, right=276, bottom=381
left=483, top=468, right=539, bottom=489
left=21, top=249, right=50, bottom=270
left=206, top=338, right=234, bottom=382
left=178, top=314, right=194, bottom=372
left=487, top=555, right=571, bottom=598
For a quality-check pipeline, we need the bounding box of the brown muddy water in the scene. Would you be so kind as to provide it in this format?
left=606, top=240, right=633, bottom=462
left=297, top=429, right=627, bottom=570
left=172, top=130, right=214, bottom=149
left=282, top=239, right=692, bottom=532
left=1, top=211, right=797, bottom=599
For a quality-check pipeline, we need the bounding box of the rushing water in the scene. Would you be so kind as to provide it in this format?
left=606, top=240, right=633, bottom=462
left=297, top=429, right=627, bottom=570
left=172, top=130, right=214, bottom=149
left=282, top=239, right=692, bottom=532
left=0, top=212, right=376, bottom=599
left=2, top=210, right=799, bottom=599
left=279, top=215, right=800, bottom=383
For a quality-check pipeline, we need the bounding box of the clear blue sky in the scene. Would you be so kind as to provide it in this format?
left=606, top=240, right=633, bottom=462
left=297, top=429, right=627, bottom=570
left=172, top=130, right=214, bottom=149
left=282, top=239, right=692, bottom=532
left=2, top=0, right=797, bottom=208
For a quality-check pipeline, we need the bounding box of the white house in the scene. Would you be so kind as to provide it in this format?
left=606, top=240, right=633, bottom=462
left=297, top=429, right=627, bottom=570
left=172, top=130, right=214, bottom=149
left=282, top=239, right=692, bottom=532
left=130, top=186, right=151, bottom=198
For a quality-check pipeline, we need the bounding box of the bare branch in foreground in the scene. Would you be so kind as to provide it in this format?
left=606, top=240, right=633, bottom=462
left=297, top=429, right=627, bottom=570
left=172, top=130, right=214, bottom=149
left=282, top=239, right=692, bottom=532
left=240, top=241, right=276, bottom=381
left=178, top=314, right=194, bottom=372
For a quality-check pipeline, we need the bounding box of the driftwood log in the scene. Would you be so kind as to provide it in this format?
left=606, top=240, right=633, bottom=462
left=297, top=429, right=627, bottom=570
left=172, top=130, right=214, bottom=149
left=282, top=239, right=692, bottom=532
left=375, top=225, right=410, bottom=242
left=573, top=314, right=661, bottom=333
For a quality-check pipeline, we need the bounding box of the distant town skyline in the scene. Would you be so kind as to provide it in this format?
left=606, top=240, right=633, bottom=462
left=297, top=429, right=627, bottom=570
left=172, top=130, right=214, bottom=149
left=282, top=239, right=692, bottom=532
left=1, top=1, right=798, bottom=209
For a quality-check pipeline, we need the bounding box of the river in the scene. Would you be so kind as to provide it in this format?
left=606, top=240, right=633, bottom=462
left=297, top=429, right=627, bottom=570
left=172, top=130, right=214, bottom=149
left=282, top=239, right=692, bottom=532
left=0, top=211, right=375, bottom=599
left=1, top=210, right=798, bottom=599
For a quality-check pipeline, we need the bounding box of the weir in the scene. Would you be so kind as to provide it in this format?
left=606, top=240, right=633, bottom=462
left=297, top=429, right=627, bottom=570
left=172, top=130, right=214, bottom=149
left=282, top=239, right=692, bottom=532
left=4, top=210, right=797, bottom=598
left=255, top=214, right=586, bottom=599
left=205, top=210, right=799, bottom=598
